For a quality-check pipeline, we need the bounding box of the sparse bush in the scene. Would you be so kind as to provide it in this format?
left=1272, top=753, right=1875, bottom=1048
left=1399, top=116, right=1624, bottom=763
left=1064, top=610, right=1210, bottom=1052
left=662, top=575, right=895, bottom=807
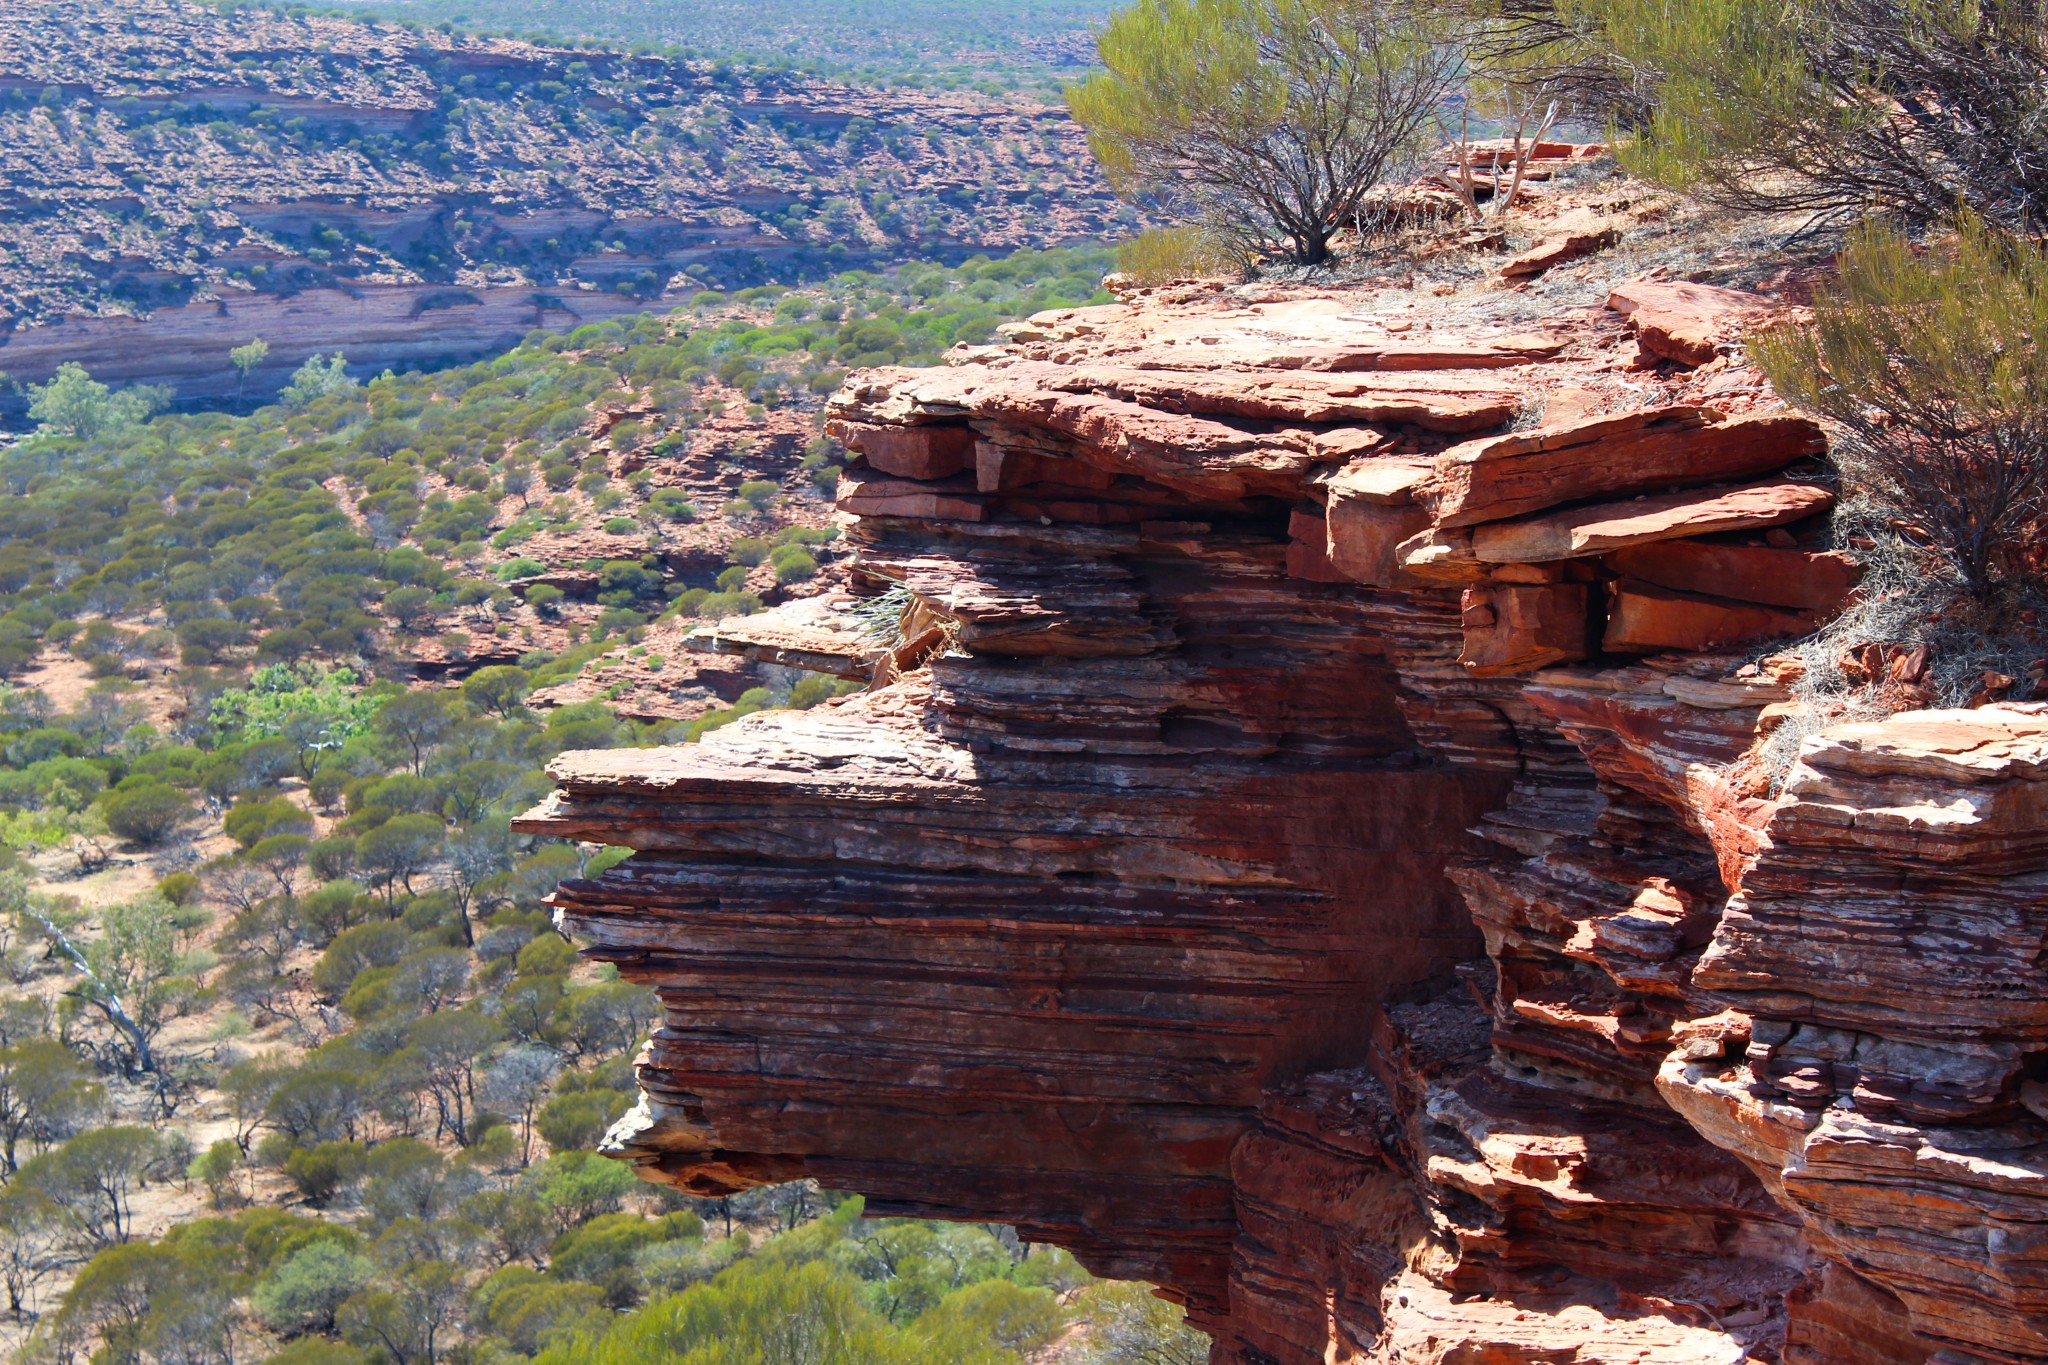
left=649, top=488, right=699, bottom=522
left=770, top=546, right=818, bottom=583
left=1752, top=215, right=2048, bottom=600
left=1082, top=1280, right=1212, bottom=1365
left=1562, top=0, right=2048, bottom=228
left=1114, top=226, right=1236, bottom=284
left=1069, top=0, right=1464, bottom=264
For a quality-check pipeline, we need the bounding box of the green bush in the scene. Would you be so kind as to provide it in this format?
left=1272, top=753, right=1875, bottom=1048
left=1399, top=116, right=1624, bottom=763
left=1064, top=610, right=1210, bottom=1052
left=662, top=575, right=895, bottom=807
left=99, top=782, right=191, bottom=846
left=769, top=546, right=818, bottom=583
left=282, top=1140, right=369, bottom=1205
left=1114, top=225, right=1235, bottom=285
left=1069, top=0, right=1462, bottom=263
left=526, top=584, right=567, bottom=617
left=254, top=1236, right=374, bottom=1331
left=1752, top=215, right=2048, bottom=599
left=649, top=488, right=698, bottom=521
left=1562, top=0, right=2048, bottom=228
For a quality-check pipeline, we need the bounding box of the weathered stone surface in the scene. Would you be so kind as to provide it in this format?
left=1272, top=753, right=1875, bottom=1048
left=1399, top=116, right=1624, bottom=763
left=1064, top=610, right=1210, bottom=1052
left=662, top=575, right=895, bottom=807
left=998, top=294, right=1570, bottom=374
left=1425, top=408, right=1825, bottom=528
left=522, top=268, right=2047, bottom=1365
left=1397, top=524, right=1490, bottom=583
left=1285, top=508, right=1348, bottom=583
left=1607, top=541, right=1863, bottom=612
left=1697, top=707, right=2048, bottom=1029
left=1499, top=212, right=1626, bottom=279
left=1472, top=479, right=1836, bottom=563
left=837, top=420, right=977, bottom=479
left=1608, top=279, right=1783, bottom=366
left=1324, top=456, right=1434, bottom=586
left=683, top=594, right=885, bottom=679
left=834, top=465, right=989, bottom=521
left=1603, top=582, right=1820, bottom=654
left=1459, top=582, right=1592, bottom=676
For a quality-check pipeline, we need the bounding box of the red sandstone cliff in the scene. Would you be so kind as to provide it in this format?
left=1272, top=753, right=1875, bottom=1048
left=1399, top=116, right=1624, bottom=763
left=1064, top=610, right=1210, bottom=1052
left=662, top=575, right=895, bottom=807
left=517, top=198, right=2048, bottom=1363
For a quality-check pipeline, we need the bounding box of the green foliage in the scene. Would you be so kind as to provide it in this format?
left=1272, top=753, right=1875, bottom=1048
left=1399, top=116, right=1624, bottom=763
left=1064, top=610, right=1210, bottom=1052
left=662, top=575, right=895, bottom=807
left=283, top=353, right=359, bottom=409
left=208, top=670, right=367, bottom=750
left=189, top=1139, right=240, bottom=1208
left=230, top=338, right=271, bottom=384
left=16, top=1126, right=162, bottom=1246
left=255, top=1237, right=374, bottom=1331
left=1752, top=215, right=2048, bottom=598
left=913, top=1278, right=1063, bottom=1357
left=26, top=363, right=168, bottom=441
left=1069, top=0, right=1462, bottom=263
left=462, top=665, right=533, bottom=717
left=648, top=487, right=699, bottom=521
left=534, top=1258, right=969, bottom=1365
left=1555, top=0, right=2048, bottom=227
left=1114, top=225, right=1235, bottom=285
left=536, top=1086, right=631, bottom=1154
left=770, top=545, right=819, bottom=583
left=99, top=783, right=191, bottom=845
left=1082, top=1279, right=1211, bottom=1365
left=550, top=1210, right=703, bottom=1306
left=528, top=1151, right=639, bottom=1227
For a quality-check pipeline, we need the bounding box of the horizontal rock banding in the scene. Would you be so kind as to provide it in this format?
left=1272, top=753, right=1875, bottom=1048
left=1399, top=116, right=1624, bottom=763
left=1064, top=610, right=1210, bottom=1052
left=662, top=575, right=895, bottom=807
left=527, top=270, right=2046, bottom=1365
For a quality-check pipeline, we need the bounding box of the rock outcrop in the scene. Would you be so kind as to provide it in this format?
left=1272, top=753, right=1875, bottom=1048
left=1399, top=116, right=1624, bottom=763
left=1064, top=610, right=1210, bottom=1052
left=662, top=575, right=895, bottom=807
left=518, top=260, right=2045, bottom=1364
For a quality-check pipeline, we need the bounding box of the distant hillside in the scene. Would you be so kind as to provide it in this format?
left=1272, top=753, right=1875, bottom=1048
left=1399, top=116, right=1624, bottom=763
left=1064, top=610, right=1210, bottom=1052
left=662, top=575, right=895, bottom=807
left=0, top=0, right=1130, bottom=403
left=308, top=0, right=1115, bottom=93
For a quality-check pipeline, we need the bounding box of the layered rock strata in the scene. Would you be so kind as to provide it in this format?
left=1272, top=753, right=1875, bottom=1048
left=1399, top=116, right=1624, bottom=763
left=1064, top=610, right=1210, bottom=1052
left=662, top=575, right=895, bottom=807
left=518, top=273, right=2046, bottom=1364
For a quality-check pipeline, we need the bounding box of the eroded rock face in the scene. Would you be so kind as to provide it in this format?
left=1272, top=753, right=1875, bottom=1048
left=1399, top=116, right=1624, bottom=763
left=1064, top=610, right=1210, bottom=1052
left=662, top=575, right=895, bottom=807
left=518, top=271, right=2044, bottom=1365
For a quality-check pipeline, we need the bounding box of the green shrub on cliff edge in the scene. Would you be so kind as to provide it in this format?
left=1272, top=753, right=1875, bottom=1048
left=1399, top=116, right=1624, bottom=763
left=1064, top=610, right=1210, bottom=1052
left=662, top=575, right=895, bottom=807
left=1540, top=0, right=2048, bottom=228
left=1068, top=0, right=1464, bottom=265
left=1752, top=214, right=2048, bottom=603
left=1113, top=226, right=1236, bottom=285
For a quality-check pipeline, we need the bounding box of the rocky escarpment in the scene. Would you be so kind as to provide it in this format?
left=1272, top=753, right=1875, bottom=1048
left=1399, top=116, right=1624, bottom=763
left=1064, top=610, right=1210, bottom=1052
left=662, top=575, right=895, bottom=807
left=518, top=227, right=2048, bottom=1363
left=0, top=0, right=1121, bottom=401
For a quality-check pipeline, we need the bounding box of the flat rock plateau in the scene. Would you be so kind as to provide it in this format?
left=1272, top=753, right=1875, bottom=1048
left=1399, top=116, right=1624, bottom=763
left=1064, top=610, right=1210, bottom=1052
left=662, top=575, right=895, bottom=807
left=519, top=157, right=2048, bottom=1364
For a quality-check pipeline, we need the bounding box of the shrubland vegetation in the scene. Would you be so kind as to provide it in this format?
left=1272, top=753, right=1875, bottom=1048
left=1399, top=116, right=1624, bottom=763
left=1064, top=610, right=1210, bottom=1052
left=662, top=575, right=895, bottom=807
left=0, top=0, right=1125, bottom=333
left=1554, top=0, right=2048, bottom=229
left=0, top=240, right=1187, bottom=1362
left=257, top=0, right=1117, bottom=95
left=0, top=245, right=1110, bottom=684
left=1070, top=0, right=1463, bottom=265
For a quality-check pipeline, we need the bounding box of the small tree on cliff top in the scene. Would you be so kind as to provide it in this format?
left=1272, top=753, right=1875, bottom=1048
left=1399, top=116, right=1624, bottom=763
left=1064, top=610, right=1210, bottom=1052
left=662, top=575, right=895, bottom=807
left=1068, top=0, right=1464, bottom=266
